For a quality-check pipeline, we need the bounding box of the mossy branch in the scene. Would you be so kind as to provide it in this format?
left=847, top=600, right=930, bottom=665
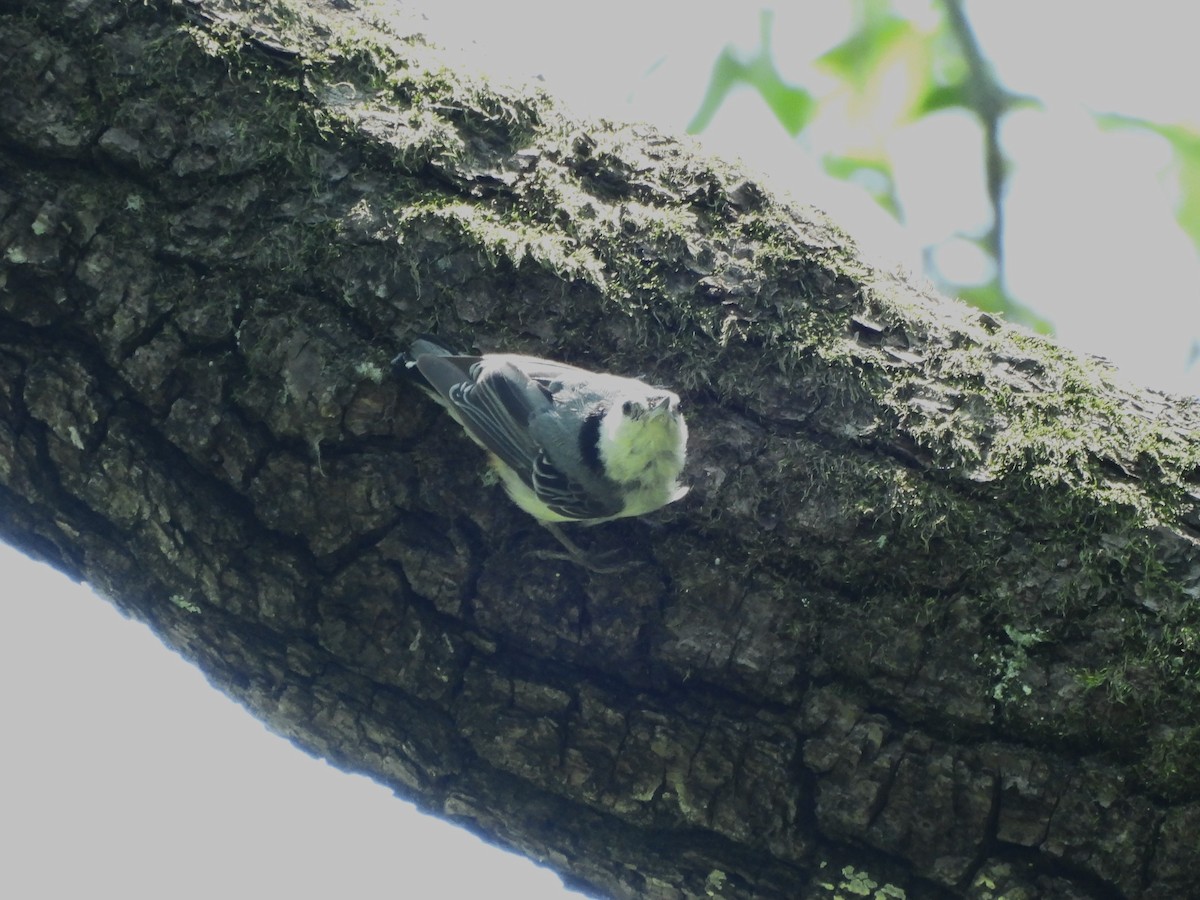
left=2, top=1, right=1199, bottom=898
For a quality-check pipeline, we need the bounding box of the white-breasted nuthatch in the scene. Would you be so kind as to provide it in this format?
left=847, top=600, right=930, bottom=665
left=394, top=336, right=689, bottom=551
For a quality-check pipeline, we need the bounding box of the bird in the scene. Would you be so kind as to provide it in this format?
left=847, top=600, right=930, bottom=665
left=393, top=335, right=689, bottom=569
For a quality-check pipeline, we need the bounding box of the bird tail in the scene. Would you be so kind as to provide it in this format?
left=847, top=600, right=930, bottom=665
left=391, top=334, right=458, bottom=381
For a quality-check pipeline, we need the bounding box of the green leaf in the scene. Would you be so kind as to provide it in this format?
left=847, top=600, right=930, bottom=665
left=956, top=280, right=1054, bottom=334
left=1097, top=113, right=1200, bottom=258
left=688, top=10, right=815, bottom=137
left=817, top=9, right=911, bottom=90
left=822, top=154, right=901, bottom=218
left=757, top=73, right=816, bottom=136
left=688, top=50, right=744, bottom=135
left=916, top=81, right=971, bottom=116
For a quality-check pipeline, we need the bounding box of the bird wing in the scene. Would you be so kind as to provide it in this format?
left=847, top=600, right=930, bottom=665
left=416, top=355, right=545, bottom=474
left=416, top=354, right=621, bottom=521
left=530, top=447, right=622, bottom=521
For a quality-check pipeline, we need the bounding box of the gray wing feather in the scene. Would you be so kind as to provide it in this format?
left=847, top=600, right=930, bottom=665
left=416, top=356, right=544, bottom=475
left=416, top=354, right=620, bottom=520
left=531, top=447, right=621, bottom=520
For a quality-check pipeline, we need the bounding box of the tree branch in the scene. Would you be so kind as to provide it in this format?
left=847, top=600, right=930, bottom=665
left=2, top=1, right=1199, bottom=898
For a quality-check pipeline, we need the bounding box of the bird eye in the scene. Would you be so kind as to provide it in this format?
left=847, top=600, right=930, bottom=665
left=622, top=400, right=633, bottom=416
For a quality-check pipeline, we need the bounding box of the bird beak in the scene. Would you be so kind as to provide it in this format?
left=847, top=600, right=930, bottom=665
left=647, top=395, right=673, bottom=417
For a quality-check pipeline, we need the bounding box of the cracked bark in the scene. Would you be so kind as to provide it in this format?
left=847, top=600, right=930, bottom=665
left=2, top=1, right=1200, bottom=898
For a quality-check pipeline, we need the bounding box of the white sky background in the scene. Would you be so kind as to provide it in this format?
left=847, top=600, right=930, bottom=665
left=4, top=3, right=1199, bottom=899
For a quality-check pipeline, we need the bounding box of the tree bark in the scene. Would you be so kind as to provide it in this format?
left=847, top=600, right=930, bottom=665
left=2, top=1, right=1199, bottom=898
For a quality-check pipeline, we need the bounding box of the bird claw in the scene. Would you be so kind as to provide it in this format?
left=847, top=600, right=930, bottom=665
left=530, top=524, right=644, bottom=575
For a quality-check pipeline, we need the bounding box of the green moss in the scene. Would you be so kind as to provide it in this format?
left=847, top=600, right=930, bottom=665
left=1140, top=724, right=1200, bottom=801
left=808, top=864, right=906, bottom=900
left=990, top=625, right=1045, bottom=703
left=170, top=594, right=202, bottom=614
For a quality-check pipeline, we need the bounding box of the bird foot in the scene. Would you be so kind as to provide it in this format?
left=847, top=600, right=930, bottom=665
left=529, top=524, right=643, bottom=575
